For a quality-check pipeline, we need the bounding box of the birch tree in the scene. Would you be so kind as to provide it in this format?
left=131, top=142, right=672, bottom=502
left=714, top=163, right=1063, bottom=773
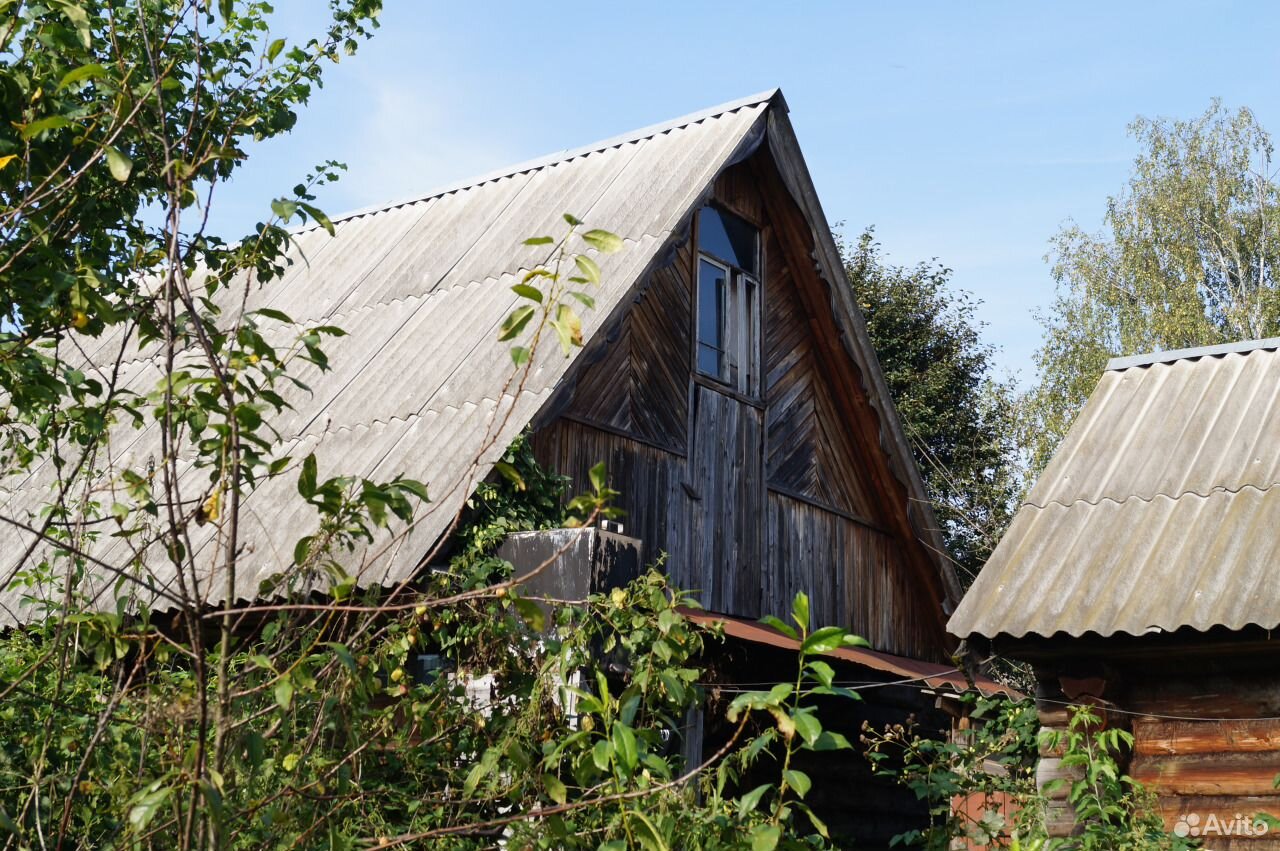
left=1024, top=100, right=1280, bottom=473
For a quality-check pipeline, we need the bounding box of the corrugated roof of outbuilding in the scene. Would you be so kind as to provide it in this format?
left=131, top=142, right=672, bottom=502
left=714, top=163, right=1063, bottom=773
left=949, top=338, right=1280, bottom=640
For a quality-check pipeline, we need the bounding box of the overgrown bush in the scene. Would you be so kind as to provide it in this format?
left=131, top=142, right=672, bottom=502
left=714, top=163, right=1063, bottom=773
left=865, top=700, right=1196, bottom=850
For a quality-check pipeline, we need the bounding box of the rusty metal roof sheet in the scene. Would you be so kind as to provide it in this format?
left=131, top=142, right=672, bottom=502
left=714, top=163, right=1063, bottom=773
left=949, top=339, right=1280, bottom=640
left=681, top=608, right=1020, bottom=698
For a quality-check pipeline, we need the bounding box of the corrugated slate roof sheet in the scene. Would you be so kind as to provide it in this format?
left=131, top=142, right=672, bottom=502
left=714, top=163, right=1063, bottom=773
left=0, top=92, right=776, bottom=624
left=948, top=338, right=1280, bottom=640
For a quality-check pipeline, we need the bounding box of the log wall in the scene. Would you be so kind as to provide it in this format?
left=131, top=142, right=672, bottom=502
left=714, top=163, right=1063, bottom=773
left=1031, top=663, right=1280, bottom=849
left=1129, top=675, right=1280, bottom=850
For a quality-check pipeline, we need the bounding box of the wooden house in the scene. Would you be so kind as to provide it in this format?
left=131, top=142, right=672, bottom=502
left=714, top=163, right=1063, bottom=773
left=949, top=338, right=1280, bottom=849
left=3, top=90, right=1010, bottom=847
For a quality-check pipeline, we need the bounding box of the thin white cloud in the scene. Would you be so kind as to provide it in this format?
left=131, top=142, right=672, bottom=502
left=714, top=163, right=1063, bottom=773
left=340, top=81, right=518, bottom=210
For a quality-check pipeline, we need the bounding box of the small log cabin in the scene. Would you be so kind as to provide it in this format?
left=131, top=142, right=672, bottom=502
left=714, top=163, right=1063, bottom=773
left=949, top=338, right=1280, bottom=849
left=2, top=90, right=1011, bottom=848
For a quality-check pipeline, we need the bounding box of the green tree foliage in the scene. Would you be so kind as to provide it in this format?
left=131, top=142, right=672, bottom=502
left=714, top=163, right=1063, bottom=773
left=844, top=229, right=1019, bottom=583
left=1025, top=100, right=1280, bottom=472
left=0, top=3, right=871, bottom=847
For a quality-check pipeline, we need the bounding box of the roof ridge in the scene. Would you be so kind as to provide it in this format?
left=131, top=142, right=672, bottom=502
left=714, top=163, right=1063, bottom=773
left=1020, top=479, right=1280, bottom=511
left=311, top=89, right=783, bottom=230
left=1107, top=336, right=1280, bottom=371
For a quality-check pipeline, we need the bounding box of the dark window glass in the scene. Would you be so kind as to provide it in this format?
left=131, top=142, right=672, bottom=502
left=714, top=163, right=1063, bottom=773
left=698, top=206, right=758, bottom=275
left=697, top=259, right=726, bottom=378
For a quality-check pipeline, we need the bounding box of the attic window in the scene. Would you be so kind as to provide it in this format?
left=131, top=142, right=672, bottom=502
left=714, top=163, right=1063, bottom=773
left=696, top=205, right=760, bottom=395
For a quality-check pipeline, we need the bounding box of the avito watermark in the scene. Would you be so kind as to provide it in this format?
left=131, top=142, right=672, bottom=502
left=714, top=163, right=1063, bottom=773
left=1174, top=812, right=1271, bottom=840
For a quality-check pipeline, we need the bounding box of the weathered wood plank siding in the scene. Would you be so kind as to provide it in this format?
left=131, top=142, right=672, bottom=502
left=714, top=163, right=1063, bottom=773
left=762, top=228, right=878, bottom=520
left=530, top=418, right=684, bottom=583
left=557, top=241, right=693, bottom=454
left=764, top=492, right=939, bottom=660
left=686, top=384, right=765, bottom=615
left=531, top=146, right=950, bottom=662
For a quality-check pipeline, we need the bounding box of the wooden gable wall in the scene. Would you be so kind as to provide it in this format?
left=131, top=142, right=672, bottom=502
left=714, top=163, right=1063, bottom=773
left=531, top=145, right=950, bottom=663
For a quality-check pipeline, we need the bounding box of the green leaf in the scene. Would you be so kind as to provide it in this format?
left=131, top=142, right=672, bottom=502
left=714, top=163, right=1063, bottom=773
left=20, top=115, right=72, bottom=140
left=51, top=0, right=91, bottom=47
left=582, top=229, right=623, bottom=253
left=543, top=773, right=567, bottom=805
left=128, top=785, right=172, bottom=832
left=574, top=255, right=601, bottom=285
left=563, top=213, right=583, bottom=226
left=323, top=642, right=357, bottom=673
left=759, top=615, right=798, bottom=640
left=298, top=454, right=317, bottom=499
left=271, top=198, right=298, bottom=221
left=498, top=305, right=536, bottom=342
left=463, top=748, right=501, bottom=797
left=736, top=783, right=771, bottom=817
left=245, top=731, right=266, bottom=767
left=509, top=345, right=530, bottom=366
left=394, top=479, right=430, bottom=502
left=807, top=659, right=835, bottom=687
left=494, top=460, right=526, bottom=490
left=591, top=738, right=613, bottom=772
left=274, top=676, right=294, bottom=710
left=267, top=38, right=287, bottom=61
left=588, top=461, right=607, bottom=493
left=523, top=235, right=554, bottom=246
left=568, top=291, right=596, bottom=309
left=750, top=823, right=780, bottom=851
left=58, top=63, right=107, bottom=90
left=611, top=723, right=638, bottom=774
left=299, top=202, right=335, bottom=236
left=219, top=0, right=234, bottom=22
left=801, top=626, right=849, bottom=655
left=628, top=810, right=670, bottom=851
left=254, top=308, right=294, bottom=323
left=513, top=597, right=545, bottom=632
left=791, top=592, right=810, bottom=632
left=784, top=768, right=812, bottom=799
left=843, top=633, right=871, bottom=648
left=811, top=730, right=853, bottom=751
left=796, top=801, right=830, bottom=838
left=791, top=711, right=821, bottom=746
left=510, top=283, right=543, bottom=303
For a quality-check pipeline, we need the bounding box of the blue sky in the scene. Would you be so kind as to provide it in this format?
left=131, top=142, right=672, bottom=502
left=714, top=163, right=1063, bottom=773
left=212, top=1, right=1280, bottom=382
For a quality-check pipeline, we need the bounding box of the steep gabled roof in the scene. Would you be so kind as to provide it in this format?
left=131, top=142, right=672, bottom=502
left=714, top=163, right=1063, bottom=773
left=949, top=337, right=1280, bottom=641
left=0, top=90, right=956, bottom=624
